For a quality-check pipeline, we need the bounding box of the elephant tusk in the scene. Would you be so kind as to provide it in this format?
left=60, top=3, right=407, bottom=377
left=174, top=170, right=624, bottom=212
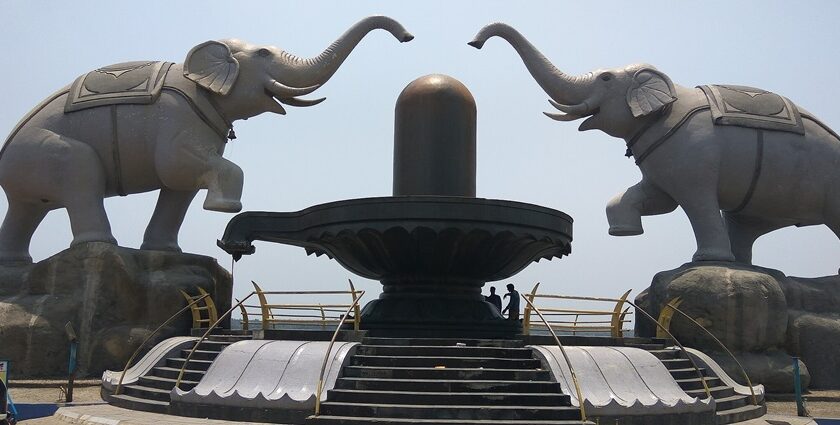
left=549, top=99, right=590, bottom=115
left=278, top=96, right=327, bottom=107
left=267, top=80, right=321, bottom=98
left=543, top=111, right=582, bottom=121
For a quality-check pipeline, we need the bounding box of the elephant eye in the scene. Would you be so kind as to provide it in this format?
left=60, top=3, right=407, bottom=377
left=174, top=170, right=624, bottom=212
left=256, top=48, right=271, bottom=57
left=600, top=73, right=614, bottom=81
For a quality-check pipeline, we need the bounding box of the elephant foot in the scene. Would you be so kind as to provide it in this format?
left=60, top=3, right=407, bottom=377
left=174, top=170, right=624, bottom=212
left=140, top=241, right=183, bottom=252
left=692, top=249, right=737, bottom=262
left=70, top=232, right=118, bottom=246
left=609, top=225, right=644, bottom=236
left=203, top=198, right=242, bottom=213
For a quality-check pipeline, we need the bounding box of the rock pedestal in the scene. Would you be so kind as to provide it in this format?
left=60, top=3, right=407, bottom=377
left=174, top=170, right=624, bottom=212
left=0, top=242, right=232, bottom=377
left=635, top=262, right=840, bottom=390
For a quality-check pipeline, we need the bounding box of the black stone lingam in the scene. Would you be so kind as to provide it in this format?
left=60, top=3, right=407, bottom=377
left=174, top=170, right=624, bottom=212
left=218, top=74, right=572, bottom=337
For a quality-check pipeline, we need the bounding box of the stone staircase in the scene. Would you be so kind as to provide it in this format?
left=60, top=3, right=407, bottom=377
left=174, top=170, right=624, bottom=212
left=627, top=342, right=766, bottom=424
left=306, top=336, right=593, bottom=425
left=105, top=329, right=252, bottom=413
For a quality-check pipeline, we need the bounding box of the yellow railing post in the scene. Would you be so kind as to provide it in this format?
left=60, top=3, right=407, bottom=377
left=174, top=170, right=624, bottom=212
left=523, top=282, right=540, bottom=335
left=235, top=298, right=249, bottom=331
left=611, top=290, right=632, bottom=338
left=348, top=279, right=361, bottom=331
left=657, top=297, right=683, bottom=339
left=252, top=281, right=270, bottom=330
left=197, top=287, right=218, bottom=324
left=179, top=290, right=203, bottom=329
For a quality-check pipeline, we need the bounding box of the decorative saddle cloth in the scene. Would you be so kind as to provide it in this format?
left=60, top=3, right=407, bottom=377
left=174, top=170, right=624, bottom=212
left=698, top=84, right=804, bottom=135
left=65, top=61, right=174, bottom=112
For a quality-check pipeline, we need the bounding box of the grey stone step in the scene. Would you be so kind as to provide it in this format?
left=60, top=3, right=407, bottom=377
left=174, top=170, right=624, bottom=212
left=307, top=416, right=593, bottom=425
left=342, top=366, right=550, bottom=381
left=622, top=343, right=666, bottom=350
left=646, top=349, right=680, bottom=360
left=326, top=389, right=570, bottom=406
left=715, top=403, right=766, bottom=424
left=318, top=402, right=582, bottom=420
left=194, top=340, right=233, bottom=352
left=685, top=385, right=735, bottom=399
left=122, top=384, right=170, bottom=402
left=152, top=366, right=206, bottom=382
left=180, top=349, right=222, bottom=361
left=714, top=394, right=749, bottom=411
left=107, top=393, right=169, bottom=414
left=336, top=377, right=564, bottom=393
left=675, top=376, right=721, bottom=391
left=206, top=334, right=252, bottom=342
left=668, top=367, right=708, bottom=380
left=356, top=345, right=534, bottom=358
left=351, top=355, right=542, bottom=369
left=361, top=337, right=524, bottom=348
left=166, top=357, right=214, bottom=371
left=659, top=358, right=692, bottom=368
left=138, top=375, right=198, bottom=391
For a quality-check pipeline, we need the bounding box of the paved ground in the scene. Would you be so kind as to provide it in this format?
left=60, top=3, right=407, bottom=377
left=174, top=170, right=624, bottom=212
left=10, top=382, right=839, bottom=424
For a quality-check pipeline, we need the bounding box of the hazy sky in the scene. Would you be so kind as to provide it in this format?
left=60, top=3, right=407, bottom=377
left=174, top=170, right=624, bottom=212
left=2, top=1, right=840, bottom=317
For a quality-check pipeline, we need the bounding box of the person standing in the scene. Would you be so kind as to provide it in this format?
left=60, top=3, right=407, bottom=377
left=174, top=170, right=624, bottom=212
left=502, top=283, right=520, bottom=321
left=485, top=286, right=502, bottom=313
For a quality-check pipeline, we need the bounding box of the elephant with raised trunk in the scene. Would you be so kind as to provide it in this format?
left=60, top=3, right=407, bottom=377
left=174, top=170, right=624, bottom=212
left=0, top=16, right=413, bottom=264
left=471, top=23, right=840, bottom=264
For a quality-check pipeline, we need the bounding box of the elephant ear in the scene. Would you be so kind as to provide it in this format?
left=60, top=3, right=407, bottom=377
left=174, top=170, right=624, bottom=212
left=184, top=41, right=239, bottom=96
left=626, top=68, right=676, bottom=117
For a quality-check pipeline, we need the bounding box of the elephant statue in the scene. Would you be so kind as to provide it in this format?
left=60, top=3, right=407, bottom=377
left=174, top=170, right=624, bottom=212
left=0, top=16, right=413, bottom=264
left=470, top=23, right=840, bottom=264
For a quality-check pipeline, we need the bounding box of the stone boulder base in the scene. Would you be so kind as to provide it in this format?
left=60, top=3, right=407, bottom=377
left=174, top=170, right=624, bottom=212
left=636, top=262, right=840, bottom=390
left=0, top=242, right=231, bottom=378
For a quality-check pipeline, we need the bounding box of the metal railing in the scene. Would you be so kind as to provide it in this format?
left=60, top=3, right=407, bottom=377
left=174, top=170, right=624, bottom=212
left=523, top=283, right=632, bottom=338
left=520, top=293, right=588, bottom=423
left=523, top=285, right=712, bottom=400
left=115, top=293, right=209, bottom=395
left=242, top=280, right=362, bottom=331
left=313, top=290, right=366, bottom=416
left=659, top=298, right=758, bottom=405
left=179, top=287, right=218, bottom=329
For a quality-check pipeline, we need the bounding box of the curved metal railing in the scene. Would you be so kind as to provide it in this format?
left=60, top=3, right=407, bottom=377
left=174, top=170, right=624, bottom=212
left=174, top=292, right=257, bottom=390
left=523, top=287, right=712, bottom=400
left=664, top=300, right=758, bottom=405
left=520, top=294, right=588, bottom=423
left=246, top=280, right=362, bottom=331
left=313, top=290, right=365, bottom=416
left=523, top=283, right=632, bottom=337
left=115, top=293, right=209, bottom=395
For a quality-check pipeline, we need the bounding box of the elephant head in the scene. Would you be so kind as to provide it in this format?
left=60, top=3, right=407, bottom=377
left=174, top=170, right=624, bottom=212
left=183, top=15, right=414, bottom=122
left=469, top=23, right=676, bottom=140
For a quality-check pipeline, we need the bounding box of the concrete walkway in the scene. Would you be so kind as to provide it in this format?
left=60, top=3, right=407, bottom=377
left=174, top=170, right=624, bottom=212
left=18, top=404, right=819, bottom=425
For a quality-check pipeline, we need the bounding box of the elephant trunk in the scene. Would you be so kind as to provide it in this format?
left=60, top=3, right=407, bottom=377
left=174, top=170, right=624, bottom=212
left=276, top=16, right=413, bottom=88
left=469, top=23, right=592, bottom=106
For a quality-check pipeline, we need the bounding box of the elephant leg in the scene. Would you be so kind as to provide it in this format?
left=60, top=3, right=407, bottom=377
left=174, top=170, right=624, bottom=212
left=606, top=179, right=678, bottom=236
left=0, top=198, right=48, bottom=264
left=141, top=188, right=198, bottom=251
left=724, top=213, right=783, bottom=264
left=200, top=156, right=243, bottom=213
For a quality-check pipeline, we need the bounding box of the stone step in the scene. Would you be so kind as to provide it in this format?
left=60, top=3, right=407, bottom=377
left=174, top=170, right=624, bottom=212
left=342, top=366, right=550, bottom=381
left=138, top=375, right=198, bottom=391
left=206, top=334, right=252, bottom=342
left=622, top=343, right=667, bottom=350
left=356, top=345, right=534, bottom=359
left=180, top=349, right=223, bottom=361
left=659, top=358, right=692, bottom=368
left=318, top=402, right=582, bottom=420
left=121, top=384, right=171, bottom=402
left=715, top=403, right=766, bottom=425
left=685, top=385, right=735, bottom=399
left=152, top=366, right=206, bottom=382
left=350, top=355, right=542, bottom=369
left=675, top=376, right=720, bottom=391
left=714, top=394, right=750, bottom=412
left=361, top=337, right=524, bottom=348
left=194, top=340, right=233, bottom=352
left=326, top=389, right=570, bottom=406
left=646, top=349, right=680, bottom=360
left=191, top=327, right=253, bottom=337
left=306, top=416, right=593, bottom=425
left=107, top=393, right=169, bottom=414
left=166, top=357, right=214, bottom=371
left=668, top=367, right=708, bottom=380
left=335, top=378, right=563, bottom=393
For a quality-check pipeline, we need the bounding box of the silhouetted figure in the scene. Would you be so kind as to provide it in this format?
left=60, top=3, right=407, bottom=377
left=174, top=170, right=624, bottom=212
left=502, top=283, right=520, bottom=321
left=485, top=286, right=502, bottom=313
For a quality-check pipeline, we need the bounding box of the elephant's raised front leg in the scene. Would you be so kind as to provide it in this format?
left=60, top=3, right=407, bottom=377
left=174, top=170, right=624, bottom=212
left=141, top=188, right=198, bottom=251
left=606, top=179, right=678, bottom=236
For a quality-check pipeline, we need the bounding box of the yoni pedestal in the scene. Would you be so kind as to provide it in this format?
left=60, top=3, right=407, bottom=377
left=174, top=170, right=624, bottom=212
left=0, top=242, right=231, bottom=377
